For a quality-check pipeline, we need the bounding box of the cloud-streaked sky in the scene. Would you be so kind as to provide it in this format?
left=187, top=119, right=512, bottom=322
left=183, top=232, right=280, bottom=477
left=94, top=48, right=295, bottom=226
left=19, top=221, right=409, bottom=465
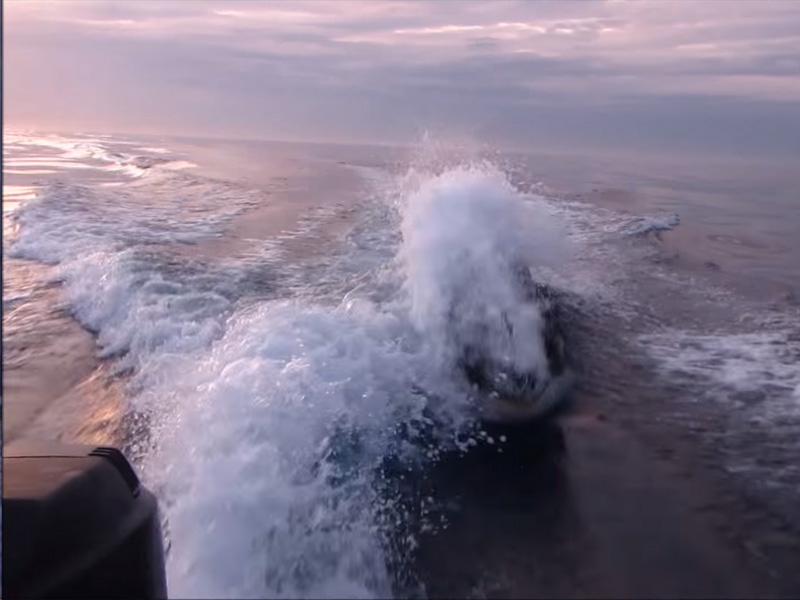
left=5, top=0, right=800, bottom=158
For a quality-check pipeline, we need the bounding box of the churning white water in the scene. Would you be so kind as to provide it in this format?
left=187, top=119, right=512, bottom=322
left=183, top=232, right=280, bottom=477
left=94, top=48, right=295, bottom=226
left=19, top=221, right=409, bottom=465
left=8, top=132, right=800, bottom=597
left=8, top=140, right=572, bottom=597
left=136, top=166, right=571, bottom=598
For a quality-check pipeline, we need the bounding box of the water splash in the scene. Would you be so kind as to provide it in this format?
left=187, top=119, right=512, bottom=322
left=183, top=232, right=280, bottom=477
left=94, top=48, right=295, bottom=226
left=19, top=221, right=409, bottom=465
left=9, top=150, right=576, bottom=597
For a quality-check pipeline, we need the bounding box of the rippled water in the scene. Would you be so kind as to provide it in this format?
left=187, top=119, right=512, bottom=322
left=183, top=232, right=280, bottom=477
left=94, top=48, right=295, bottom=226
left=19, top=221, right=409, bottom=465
left=3, top=129, right=800, bottom=597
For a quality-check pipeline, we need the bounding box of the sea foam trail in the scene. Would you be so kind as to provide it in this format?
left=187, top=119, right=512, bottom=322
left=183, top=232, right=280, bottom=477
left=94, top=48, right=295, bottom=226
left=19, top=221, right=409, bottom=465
left=10, top=157, right=572, bottom=597
left=138, top=165, right=572, bottom=598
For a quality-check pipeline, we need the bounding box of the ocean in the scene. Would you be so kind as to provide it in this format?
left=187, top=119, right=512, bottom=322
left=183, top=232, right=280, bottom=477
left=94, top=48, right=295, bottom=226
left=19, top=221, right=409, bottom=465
left=3, top=129, right=800, bottom=598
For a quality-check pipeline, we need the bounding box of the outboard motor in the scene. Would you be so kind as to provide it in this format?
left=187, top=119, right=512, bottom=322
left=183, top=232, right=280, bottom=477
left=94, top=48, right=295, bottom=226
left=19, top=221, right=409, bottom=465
left=2, top=440, right=167, bottom=599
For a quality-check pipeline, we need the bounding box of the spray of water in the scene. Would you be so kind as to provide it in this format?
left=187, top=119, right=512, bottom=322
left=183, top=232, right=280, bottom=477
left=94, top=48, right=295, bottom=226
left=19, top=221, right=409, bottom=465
left=10, top=144, right=573, bottom=597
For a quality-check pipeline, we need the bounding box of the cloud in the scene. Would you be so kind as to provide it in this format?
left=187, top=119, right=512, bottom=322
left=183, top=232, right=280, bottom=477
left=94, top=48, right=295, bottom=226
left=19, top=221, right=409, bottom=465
left=4, top=0, right=800, bottom=157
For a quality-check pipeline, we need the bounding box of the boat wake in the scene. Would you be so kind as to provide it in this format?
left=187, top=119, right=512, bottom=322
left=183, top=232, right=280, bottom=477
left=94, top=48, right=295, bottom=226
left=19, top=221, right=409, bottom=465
left=9, top=154, right=577, bottom=597
left=7, top=131, right=800, bottom=597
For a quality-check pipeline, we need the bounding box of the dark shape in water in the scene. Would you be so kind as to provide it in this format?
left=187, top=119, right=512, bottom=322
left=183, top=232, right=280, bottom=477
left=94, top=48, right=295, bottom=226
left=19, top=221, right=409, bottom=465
left=458, top=263, right=572, bottom=423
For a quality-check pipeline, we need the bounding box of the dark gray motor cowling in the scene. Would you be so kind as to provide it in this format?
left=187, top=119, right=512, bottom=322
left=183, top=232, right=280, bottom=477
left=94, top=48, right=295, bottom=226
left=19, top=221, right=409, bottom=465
left=2, top=440, right=167, bottom=599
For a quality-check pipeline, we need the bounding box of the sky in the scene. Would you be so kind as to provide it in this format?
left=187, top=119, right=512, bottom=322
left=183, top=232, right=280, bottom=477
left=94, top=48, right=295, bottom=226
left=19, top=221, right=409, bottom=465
left=4, top=0, right=800, bottom=158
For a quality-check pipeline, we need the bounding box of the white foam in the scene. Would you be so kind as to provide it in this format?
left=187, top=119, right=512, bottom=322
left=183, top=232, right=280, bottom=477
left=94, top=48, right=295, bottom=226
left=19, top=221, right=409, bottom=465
left=8, top=176, right=252, bottom=264
left=60, top=249, right=238, bottom=374
left=138, top=146, right=173, bottom=155
left=133, top=166, right=577, bottom=596
left=6, top=172, right=261, bottom=383
left=141, top=299, right=460, bottom=598
left=3, top=132, right=191, bottom=184
left=639, top=330, right=800, bottom=416
left=160, top=160, right=197, bottom=171
left=63, top=141, right=125, bottom=163
left=620, top=213, right=680, bottom=237
left=10, top=157, right=580, bottom=597
left=399, top=166, right=569, bottom=388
